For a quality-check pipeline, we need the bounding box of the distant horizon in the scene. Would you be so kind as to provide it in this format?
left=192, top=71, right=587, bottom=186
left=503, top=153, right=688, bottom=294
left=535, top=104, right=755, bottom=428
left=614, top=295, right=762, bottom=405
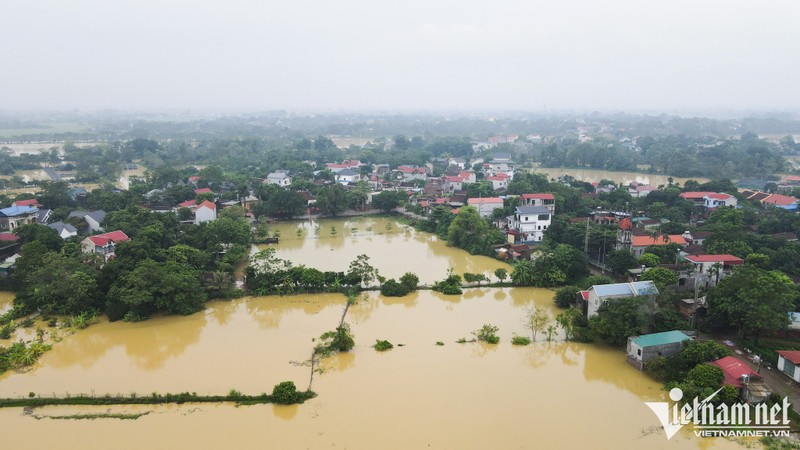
left=1, top=107, right=799, bottom=122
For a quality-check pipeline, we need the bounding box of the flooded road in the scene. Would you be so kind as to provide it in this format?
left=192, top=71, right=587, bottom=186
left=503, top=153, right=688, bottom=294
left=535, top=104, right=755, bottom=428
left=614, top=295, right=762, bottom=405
left=261, top=216, right=511, bottom=284
left=0, top=220, right=742, bottom=449
left=530, top=166, right=709, bottom=187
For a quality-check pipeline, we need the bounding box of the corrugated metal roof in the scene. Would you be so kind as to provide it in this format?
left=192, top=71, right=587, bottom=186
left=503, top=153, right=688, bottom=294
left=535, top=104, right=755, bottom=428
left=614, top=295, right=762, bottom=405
left=515, top=206, right=550, bottom=215
left=631, top=330, right=690, bottom=348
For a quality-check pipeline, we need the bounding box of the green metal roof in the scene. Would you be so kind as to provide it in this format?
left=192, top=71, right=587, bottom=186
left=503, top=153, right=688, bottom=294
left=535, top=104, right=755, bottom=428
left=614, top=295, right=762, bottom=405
left=631, top=330, right=690, bottom=348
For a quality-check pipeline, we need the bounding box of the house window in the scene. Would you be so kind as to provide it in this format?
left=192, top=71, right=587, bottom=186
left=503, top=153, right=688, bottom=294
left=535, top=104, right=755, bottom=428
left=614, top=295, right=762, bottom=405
left=637, top=349, right=641, bottom=356
left=538, top=214, right=549, bottom=220
left=525, top=216, right=529, bottom=221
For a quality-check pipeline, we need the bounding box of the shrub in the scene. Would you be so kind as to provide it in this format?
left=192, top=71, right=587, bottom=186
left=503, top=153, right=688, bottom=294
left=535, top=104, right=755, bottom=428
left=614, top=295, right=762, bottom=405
left=399, top=272, right=419, bottom=292
left=21, top=317, right=34, bottom=328
left=380, top=279, right=410, bottom=297
left=271, top=381, right=303, bottom=405
left=553, top=285, right=580, bottom=308
left=511, top=336, right=531, bottom=346
left=472, top=324, right=500, bottom=344
left=435, top=341, right=444, bottom=346
left=373, top=340, right=393, bottom=351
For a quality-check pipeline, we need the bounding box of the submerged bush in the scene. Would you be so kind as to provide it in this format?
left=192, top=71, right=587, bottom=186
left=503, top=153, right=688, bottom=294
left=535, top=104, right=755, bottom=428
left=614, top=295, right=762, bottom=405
left=271, top=382, right=304, bottom=405
left=472, top=324, right=500, bottom=344
left=511, top=336, right=531, bottom=346
left=380, top=279, right=410, bottom=297
left=373, top=340, right=394, bottom=351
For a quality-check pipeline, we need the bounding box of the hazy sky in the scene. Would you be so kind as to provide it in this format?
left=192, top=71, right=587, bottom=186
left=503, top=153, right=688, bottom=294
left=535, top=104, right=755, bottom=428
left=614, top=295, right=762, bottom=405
left=2, top=0, right=799, bottom=112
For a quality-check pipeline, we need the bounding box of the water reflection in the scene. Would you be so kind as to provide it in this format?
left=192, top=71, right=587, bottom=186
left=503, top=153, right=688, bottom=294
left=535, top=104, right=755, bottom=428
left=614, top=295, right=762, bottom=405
left=272, top=404, right=299, bottom=420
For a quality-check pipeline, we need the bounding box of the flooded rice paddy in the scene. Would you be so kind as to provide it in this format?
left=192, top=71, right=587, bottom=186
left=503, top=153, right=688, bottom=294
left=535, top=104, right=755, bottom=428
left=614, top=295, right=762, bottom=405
left=0, top=218, right=742, bottom=449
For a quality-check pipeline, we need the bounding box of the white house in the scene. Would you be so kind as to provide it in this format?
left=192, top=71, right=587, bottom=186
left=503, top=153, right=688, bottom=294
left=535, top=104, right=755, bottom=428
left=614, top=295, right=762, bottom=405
left=194, top=201, right=217, bottom=225
left=519, top=193, right=555, bottom=214
left=585, top=281, right=659, bottom=318
left=680, top=254, right=744, bottom=289
left=47, top=221, right=78, bottom=239
left=704, top=193, right=737, bottom=209
left=81, top=230, right=130, bottom=261
left=777, top=351, right=800, bottom=383
left=486, top=173, right=509, bottom=191
left=266, top=171, right=292, bottom=187
left=67, top=210, right=106, bottom=232
left=507, top=205, right=551, bottom=243
left=335, top=168, right=361, bottom=184
left=467, top=197, right=504, bottom=218
left=0, top=205, right=39, bottom=231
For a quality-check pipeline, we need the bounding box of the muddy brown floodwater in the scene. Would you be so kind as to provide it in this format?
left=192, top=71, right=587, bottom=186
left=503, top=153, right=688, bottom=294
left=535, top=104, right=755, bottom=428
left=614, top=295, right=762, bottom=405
left=260, top=217, right=511, bottom=285
left=0, top=218, right=744, bottom=449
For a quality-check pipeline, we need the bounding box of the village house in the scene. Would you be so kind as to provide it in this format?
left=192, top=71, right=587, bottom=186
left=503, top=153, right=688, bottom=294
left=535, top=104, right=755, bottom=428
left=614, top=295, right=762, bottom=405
left=0, top=205, right=39, bottom=231
left=679, top=254, right=744, bottom=289
left=626, top=330, right=692, bottom=370
left=266, top=171, right=292, bottom=187
left=81, top=230, right=130, bottom=261
left=505, top=205, right=551, bottom=244
left=741, top=190, right=799, bottom=211
left=335, top=168, right=361, bottom=184
left=679, top=192, right=738, bottom=209
left=582, top=281, right=659, bottom=318
left=627, top=183, right=657, bottom=198
left=519, top=193, right=556, bottom=214
left=777, top=351, right=800, bottom=383
left=11, top=199, right=43, bottom=208
left=467, top=197, right=504, bottom=218
left=194, top=201, right=217, bottom=225
left=396, top=165, right=427, bottom=181
left=486, top=173, right=509, bottom=191
left=47, top=221, right=78, bottom=239
left=615, top=218, right=687, bottom=256
left=709, top=356, right=771, bottom=404
left=67, top=210, right=107, bottom=233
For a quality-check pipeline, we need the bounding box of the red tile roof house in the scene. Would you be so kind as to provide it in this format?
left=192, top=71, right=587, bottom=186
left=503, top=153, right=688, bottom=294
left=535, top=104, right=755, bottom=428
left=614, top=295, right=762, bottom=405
left=194, top=187, right=214, bottom=195
left=709, top=356, right=771, bottom=403
left=11, top=199, right=43, bottom=208
left=81, top=230, right=130, bottom=261
left=680, top=254, right=744, bottom=289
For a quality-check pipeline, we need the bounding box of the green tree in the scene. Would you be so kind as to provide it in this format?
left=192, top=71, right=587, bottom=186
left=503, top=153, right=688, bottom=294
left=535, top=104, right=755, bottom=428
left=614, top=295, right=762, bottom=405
left=554, top=285, right=580, bottom=308
left=316, top=184, right=349, bottom=216
left=523, top=307, right=549, bottom=341
left=511, top=260, right=536, bottom=286
left=638, top=253, right=660, bottom=268
left=706, top=266, right=798, bottom=339
left=372, top=190, right=405, bottom=212
left=347, top=254, right=379, bottom=288
left=640, top=267, right=678, bottom=289
left=494, top=268, right=508, bottom=283
left=588, top=297, right=646, bottom=346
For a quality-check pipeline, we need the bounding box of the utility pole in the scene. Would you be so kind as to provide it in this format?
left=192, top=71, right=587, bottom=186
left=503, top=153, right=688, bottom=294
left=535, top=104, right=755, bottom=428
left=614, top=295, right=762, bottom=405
left=584, top=216, right=590, bottom=256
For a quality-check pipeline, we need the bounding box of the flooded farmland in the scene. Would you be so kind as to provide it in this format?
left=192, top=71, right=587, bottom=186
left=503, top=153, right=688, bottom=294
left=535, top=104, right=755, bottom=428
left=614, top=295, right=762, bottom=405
left=529, top=166, right=709, bottom=187
left=0, top=218, right=742, bottom=449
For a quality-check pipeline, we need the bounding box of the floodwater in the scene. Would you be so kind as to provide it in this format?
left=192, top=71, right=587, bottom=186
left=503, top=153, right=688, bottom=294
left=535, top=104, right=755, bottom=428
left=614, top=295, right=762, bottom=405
left=0, top=291, right=13, bottom=315
left=117, top=163, right=147, bottom=190
left=260, top=216, right=510, bottom=284
left=0, top=222, right=743, bottom=449
left=530, top=166, right=709, bottom=187
left=0, top=289, right=740, bottom=449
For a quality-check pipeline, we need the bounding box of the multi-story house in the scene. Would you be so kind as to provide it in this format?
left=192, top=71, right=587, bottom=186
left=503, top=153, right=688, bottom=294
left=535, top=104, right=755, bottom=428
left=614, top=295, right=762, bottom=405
left=507, top=205, right=551, bottom=243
